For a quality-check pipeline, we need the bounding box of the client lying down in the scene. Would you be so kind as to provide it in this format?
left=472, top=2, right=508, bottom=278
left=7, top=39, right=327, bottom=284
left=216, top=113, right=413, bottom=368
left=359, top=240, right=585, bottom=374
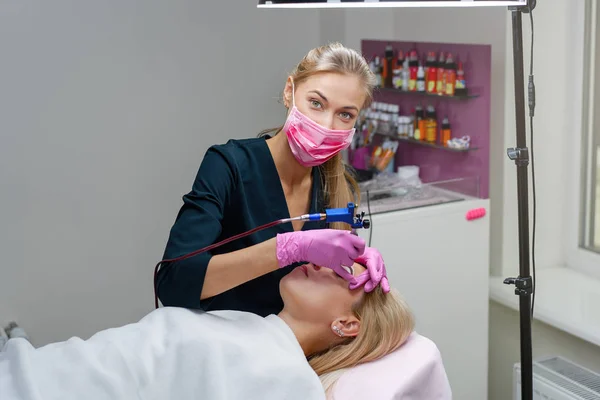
left=0, top=262, right=414, bottom=400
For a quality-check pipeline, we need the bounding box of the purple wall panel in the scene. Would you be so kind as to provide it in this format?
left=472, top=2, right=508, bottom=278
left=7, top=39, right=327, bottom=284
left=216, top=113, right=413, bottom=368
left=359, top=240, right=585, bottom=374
left=361, top=39, right=492, bottom=198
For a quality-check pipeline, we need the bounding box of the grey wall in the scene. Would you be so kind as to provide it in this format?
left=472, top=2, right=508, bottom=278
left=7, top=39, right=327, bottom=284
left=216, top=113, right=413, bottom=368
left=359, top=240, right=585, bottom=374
left=0, top=0, right=319, bottom=346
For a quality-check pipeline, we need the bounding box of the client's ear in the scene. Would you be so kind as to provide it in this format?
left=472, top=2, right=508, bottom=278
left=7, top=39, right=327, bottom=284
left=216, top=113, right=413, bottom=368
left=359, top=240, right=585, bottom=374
left=331, top=317, right=361, bottom=338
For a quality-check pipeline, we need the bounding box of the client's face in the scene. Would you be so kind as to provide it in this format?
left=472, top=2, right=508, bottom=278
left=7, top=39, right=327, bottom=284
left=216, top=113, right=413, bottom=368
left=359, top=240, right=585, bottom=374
left=280, top=262, right=366, bottom=326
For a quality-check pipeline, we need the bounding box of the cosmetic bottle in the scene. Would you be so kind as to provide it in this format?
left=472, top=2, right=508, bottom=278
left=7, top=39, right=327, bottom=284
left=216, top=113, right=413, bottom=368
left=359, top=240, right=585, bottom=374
left=392, top=50, right=404, bottom=89
left=455, top=61, right=467, bottom=96
left=408, top=50, right=419, bottom=92
left=425, top=105, right=437, bottom=143
left=425, top=51, right=437, bottom=93
left=414, top=105, right=424, bottom=141
left=445, top=53, right=457, bottom=96
left=416, top=63, right=425, bottom=92
left=436, top=52, right=446, bottom=95
left=441, top=116, right=452, bottom=146
left=383, top=42, right=394, bottom=88
left=374, top=56, right=383, bottom=88
left=402, top=57, right=410, bottom=91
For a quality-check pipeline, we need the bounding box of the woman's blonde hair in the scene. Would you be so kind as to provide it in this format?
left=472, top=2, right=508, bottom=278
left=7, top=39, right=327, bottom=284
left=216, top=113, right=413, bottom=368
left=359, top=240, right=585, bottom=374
left=308, top=287, right=415, bottom=395
left=260, top=42, right=377, bottom=230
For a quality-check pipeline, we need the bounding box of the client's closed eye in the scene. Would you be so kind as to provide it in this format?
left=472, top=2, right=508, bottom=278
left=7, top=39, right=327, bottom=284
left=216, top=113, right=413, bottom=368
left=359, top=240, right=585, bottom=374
left=337, top=266, right=354, bottom=278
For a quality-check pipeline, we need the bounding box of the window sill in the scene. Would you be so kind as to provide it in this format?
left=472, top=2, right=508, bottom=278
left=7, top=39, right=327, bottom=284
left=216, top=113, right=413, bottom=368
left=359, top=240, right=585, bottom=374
left=489, top=266, right=600, bottom=348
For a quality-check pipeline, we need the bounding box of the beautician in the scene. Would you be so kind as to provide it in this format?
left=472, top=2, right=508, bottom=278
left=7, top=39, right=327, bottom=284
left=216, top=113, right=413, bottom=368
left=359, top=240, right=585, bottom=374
left=156, top=42, right=390, bottom=316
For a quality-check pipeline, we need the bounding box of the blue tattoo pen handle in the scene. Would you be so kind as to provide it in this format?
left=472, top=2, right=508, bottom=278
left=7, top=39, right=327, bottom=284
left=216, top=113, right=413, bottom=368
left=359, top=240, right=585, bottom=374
left=300, top=202, right=370, bottom=231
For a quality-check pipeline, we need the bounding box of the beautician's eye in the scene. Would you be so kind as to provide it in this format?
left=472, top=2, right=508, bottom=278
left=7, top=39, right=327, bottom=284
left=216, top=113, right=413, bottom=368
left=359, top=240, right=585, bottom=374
left=310, top=100, right=322, bottom=109
left=340, top=112, right=353, bottom=120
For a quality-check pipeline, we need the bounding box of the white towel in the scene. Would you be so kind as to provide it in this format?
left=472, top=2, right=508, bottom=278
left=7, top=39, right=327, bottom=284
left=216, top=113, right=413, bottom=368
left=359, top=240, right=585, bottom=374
left=0, top=308, right=326, bottom=400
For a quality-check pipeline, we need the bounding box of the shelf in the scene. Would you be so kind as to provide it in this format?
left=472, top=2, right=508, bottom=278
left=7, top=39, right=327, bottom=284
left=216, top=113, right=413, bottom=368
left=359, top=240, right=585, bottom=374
left=376, top=87, right=479, bottom=100
left=374, top=131, right=478, bottom=153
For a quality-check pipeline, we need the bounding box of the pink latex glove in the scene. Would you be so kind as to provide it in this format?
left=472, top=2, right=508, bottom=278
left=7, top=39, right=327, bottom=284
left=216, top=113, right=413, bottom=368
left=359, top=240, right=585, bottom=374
left=276, top=229, right=366, bottom=281
left=350, top=247, right=391, bottom=293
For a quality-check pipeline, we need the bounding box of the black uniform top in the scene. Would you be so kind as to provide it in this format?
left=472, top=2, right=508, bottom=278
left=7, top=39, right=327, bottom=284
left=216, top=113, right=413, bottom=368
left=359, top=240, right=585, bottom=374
left=156, top=136, right=327, bottom=316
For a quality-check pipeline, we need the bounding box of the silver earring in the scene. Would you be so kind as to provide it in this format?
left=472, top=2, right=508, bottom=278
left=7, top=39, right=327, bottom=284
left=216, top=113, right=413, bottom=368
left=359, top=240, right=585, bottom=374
left=333, top=326, right=345, bottom=337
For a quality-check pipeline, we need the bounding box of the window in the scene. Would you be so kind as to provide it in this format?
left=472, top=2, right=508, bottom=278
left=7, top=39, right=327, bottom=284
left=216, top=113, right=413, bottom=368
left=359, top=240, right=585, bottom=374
left=582, top=0, right=600, bottom=255
left=571, top=0, right=600, bottom=277
left=582, top=144, right=600, bottom=251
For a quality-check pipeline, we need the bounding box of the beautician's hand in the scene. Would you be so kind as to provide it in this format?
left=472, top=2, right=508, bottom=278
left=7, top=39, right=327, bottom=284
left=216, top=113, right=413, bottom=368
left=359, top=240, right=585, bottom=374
left=350, top=247, right=391, bottom=293
left=276, top=229, right=366, bottom=280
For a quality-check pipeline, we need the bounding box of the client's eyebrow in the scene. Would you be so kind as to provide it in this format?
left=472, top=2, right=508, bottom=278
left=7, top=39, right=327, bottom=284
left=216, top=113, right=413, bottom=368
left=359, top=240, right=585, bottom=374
left=308, top=90, right=359, bottom=112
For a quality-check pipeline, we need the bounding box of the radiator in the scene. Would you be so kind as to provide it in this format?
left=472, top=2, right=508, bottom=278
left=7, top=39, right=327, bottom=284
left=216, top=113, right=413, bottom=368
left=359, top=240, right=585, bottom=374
left=514, top=356, right=600, bottom=400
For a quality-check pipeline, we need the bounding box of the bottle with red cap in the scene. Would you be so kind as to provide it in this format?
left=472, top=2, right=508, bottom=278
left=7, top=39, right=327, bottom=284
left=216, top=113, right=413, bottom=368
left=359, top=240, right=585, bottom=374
left=408, top=50, right=419, bottom=92
left=425, top=51, right=437, bottom=94
left=444, top=53, right=457, bottom=96
left=436, top=52, right=446, bottom=95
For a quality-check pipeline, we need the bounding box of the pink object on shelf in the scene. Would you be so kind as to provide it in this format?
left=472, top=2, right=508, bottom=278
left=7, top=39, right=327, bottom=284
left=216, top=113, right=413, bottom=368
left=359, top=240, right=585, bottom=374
left=465, top=207, right=486, bottom=221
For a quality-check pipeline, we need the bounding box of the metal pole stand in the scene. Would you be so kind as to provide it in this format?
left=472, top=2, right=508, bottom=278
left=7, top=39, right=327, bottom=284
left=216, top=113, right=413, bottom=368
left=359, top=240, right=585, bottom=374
left=503, top=1, right=536, bottom=399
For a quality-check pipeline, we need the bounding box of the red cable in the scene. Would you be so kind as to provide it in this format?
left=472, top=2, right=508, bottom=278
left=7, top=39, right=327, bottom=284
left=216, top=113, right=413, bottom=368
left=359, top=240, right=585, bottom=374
left=153, top=218, right=286, bottom=309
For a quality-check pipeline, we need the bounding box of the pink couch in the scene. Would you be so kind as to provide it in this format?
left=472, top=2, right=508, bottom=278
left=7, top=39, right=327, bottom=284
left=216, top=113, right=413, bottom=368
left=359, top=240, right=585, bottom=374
left=331, top=332, right=452, bottom=399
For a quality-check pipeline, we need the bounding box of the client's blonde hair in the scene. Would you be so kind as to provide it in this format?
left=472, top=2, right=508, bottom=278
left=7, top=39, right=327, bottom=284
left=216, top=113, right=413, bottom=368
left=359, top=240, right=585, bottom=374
left=308, top=287, right=415, bottom=395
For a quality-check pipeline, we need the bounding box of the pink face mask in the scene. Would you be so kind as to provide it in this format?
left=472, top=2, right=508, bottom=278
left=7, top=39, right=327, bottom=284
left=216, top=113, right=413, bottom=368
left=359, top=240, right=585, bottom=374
left=283, top=81, right=356, bottom=167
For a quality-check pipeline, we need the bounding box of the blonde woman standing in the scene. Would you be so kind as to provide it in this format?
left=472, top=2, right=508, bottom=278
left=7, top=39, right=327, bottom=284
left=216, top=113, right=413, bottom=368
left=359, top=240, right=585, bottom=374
left=156, top=42, right=390, bottom=315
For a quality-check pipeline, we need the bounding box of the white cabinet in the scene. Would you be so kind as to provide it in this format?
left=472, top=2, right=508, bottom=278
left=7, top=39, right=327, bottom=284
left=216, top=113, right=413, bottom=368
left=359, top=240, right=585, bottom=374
left=357, top=198, right=490, bottom=400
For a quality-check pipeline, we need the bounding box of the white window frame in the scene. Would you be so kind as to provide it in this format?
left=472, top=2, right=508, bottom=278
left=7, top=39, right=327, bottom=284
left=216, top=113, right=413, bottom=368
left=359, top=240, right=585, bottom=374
left=565, top=0, right=600, bottom=279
